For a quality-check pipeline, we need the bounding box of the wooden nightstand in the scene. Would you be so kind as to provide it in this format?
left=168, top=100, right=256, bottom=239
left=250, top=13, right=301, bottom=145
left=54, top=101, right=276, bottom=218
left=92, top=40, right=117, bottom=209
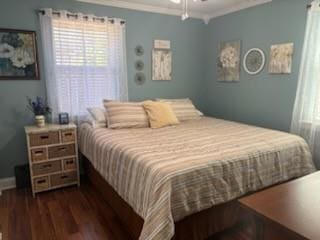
left=25, top=123, right=80, bottom=197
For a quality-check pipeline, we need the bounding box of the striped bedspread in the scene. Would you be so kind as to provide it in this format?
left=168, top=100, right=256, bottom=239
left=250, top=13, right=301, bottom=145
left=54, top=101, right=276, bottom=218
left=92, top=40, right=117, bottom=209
left=79, top=117, right=315, bottom=240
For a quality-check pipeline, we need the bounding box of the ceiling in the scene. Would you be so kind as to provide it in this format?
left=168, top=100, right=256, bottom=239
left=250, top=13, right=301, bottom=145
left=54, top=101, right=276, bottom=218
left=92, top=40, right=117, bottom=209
left=77, top=0, right=272, bottom=23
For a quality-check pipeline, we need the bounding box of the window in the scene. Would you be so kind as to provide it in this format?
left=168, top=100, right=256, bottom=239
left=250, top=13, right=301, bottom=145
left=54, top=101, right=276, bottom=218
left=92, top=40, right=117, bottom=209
left=40, top=10, right=128, bottom=121
left=291, top=2, right=320, bottom=168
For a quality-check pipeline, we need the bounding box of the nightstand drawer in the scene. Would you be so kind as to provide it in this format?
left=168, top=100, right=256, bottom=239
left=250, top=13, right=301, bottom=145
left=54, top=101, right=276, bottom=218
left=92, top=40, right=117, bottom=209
left=34, top=176, right=49, bottom=191
left=48, top=144, right=75, bottom=159
left=61, top=129, right=76, bottom=143
left=29, top=131, right=59, bottom=147
left=63, top=158, right=77, bottom=171
left=31, top=148, right=47, bottom=162
left=32, top=160, right=62, bottom=176
left=50, top=171, right=77, bottom=187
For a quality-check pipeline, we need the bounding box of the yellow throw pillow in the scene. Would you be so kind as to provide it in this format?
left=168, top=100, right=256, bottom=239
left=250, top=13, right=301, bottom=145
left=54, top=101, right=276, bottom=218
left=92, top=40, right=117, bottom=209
left=143, top=101, right=180, bottom=129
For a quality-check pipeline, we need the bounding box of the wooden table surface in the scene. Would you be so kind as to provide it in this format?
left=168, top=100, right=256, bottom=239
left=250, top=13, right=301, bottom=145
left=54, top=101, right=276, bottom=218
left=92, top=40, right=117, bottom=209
left=239, top=171, right=320, bottom=240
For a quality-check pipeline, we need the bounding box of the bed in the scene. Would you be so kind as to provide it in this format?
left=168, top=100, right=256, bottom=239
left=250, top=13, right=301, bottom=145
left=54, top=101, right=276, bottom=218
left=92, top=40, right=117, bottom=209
left=79, top=117, right=315, bottom=240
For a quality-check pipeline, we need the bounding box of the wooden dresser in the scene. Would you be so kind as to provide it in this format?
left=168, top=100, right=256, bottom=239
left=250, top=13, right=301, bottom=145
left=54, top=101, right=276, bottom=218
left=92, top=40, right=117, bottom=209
left=239, top=172, right=320, bottom=240
left=25, top=123, right=80, bottom=197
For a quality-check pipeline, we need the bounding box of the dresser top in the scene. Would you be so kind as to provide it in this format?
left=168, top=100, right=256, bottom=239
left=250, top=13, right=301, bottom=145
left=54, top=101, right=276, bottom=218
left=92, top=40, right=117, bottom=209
left=25, top=123, right=76, bottom=134
left=239, top=171, right=320, bottom=240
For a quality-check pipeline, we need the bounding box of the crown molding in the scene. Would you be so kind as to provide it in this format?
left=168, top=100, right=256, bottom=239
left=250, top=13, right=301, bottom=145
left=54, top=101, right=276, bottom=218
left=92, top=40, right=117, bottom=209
left=208, top=0, right=272, bottom=22
left=76, top=0, right=272, bottom=24
left=76, top=0, right=204, bottom=20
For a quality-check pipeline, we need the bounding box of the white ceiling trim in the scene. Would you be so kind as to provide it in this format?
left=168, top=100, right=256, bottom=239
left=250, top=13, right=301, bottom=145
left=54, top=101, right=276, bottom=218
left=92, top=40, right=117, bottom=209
left=76, top=0, right=272, bottom=24
left=208, top=0, right=272, bottom=21
left=76, top=0, right=204, bottom=19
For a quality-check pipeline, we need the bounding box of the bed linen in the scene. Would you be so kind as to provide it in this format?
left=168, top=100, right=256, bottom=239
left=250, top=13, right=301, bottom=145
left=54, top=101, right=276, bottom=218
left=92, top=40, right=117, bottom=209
left=79, top=117, right=315, bottom=240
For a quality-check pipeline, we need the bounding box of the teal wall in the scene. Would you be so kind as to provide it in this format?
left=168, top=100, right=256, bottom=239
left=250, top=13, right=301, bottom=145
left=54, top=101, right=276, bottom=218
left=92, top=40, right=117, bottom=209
left=204, top=0, right=310, bottom=132
left=0, top=0, right=206, bottom=178
left=0, top=0, right=312, bottom=179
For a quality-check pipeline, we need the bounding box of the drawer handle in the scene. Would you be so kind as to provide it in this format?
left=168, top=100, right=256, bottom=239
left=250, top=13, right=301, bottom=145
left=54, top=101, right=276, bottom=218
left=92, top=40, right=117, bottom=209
left=37, top=179, right=46, bottom=184
left=66, top=160, right=74, bottom=164
left=40, top=164, right=52, bottom=169
left=64, top=133, right=73, bottom=136
left=58, top=147, right=66, bottom=151
left=34, top=150, right=44, bottom=155
left=40, top=135, right=49, bottom=139
left=61, top=175, right=69, bottom=179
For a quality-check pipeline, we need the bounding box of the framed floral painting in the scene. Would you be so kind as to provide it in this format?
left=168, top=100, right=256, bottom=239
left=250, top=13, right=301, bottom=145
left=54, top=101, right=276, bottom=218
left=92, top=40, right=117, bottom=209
left=0, top=29, right=39, bottom=80
left=218, top=40, right=241, bottom=82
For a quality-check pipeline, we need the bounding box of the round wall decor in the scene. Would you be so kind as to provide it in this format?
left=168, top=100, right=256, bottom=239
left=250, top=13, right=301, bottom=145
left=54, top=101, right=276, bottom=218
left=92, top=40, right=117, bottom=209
left=135, top=60, right=144, bottom=71
left=243, top=48, right=265, bottom=75
left=135, top=45, right=144, bottom=56
left=134, top=72, right=146, bottom=85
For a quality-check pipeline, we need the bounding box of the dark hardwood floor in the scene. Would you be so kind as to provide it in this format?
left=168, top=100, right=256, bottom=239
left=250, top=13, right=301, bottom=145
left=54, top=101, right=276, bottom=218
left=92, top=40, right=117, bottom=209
left=0, top=182, right=252, bottom=240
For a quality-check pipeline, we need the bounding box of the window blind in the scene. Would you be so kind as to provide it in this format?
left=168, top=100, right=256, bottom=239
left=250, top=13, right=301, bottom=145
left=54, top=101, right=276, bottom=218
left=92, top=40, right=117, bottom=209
left=40, top=9, right=128, bottom=122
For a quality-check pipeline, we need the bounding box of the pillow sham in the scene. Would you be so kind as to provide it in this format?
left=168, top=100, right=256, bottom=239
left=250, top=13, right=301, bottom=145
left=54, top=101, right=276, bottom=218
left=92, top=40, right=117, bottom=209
left=143, top=101, right=179, bottom=129
left=103, top=100, right=149, bottom=129
left=156, top=98, right=203, bottom=121
left=87, top=107, right=107, bottom=124
left=83, top=115, right=107, bottom=129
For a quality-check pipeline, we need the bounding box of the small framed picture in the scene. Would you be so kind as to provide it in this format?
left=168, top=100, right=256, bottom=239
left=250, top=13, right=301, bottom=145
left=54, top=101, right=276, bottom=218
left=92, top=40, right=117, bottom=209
left=152, top=50, right=172, bottom=81
left=154, top=40, right=171, bottom=49
left=59, top=113, right=69, bottom=125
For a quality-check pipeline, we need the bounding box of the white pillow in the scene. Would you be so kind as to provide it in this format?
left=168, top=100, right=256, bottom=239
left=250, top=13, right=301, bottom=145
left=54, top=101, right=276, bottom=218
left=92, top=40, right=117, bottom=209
left=87, top=107, right=107, bottom=124
left=82, top=115, right=106, bottom=129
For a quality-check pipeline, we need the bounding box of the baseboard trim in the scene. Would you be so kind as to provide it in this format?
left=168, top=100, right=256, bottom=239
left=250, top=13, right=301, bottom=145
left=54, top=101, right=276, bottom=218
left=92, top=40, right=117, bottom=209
left=0, top=177, right=16, bottom=195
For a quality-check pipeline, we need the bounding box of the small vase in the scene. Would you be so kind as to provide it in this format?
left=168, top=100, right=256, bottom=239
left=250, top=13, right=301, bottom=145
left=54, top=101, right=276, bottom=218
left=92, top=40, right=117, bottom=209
left=35, top=115, right=45, bottom=128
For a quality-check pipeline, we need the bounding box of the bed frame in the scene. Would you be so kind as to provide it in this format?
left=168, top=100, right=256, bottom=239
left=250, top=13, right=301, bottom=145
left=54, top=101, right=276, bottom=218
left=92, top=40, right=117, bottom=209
left=83, top=157, right=252, bottom=239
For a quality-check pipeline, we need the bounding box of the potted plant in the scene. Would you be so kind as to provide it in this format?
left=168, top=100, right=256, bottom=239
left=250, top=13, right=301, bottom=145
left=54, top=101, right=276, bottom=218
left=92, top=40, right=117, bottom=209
left=27, top=96, right=51, bottom=127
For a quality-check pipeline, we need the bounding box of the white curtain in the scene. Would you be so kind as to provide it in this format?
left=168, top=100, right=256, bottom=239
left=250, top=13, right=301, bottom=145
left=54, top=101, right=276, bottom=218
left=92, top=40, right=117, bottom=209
left=39, top=9, right=128, bottom=122
left=291, top=0, right=320, bottom=168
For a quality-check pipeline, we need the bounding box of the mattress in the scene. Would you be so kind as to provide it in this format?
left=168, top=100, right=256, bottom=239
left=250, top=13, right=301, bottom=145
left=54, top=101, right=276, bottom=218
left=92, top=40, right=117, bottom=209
left=79, top=117, right=315, bottom=240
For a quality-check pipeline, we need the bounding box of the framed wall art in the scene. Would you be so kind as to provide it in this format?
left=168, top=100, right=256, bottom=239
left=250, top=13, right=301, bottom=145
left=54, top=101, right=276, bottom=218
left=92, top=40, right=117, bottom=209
left=152, top=49, right=172, bottom=81
left=154, top=40, right=171, bottom=49
left=134, top=45, right=144, bottom=56
left=135, top=72, right=146, bottom=85
left=218, top=40, right=241, bottom=82
left=243, top=48, right=266, bottom=75
left=268, top=43, right=294, bottom=74
left=0, top=28, right=40, bottom=80
left=135, top=60, right=144, bottom=71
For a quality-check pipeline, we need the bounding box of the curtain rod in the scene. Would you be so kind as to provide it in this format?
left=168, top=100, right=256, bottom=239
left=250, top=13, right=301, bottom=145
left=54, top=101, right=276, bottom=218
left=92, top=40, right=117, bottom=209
left=38, top=10, right=125, bottom=25
left=307, top=2, right=320, bottom=9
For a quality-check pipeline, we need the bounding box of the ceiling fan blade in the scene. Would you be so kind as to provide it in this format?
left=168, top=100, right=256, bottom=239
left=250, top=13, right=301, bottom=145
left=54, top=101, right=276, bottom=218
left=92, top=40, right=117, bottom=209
left=170, top=0, right=207, bottom=20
